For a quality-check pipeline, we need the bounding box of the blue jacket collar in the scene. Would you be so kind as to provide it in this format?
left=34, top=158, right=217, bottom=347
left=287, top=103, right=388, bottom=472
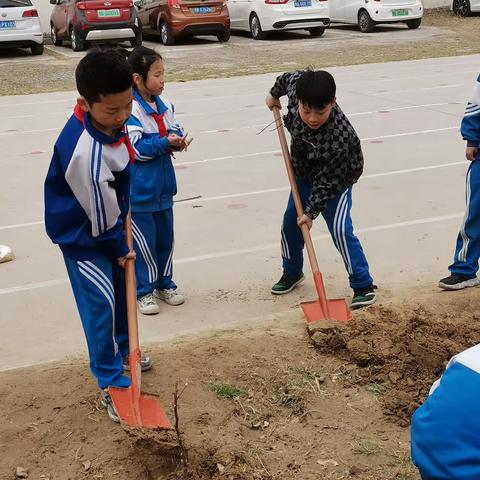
left=133, top=88, right=168, bottom=115
left=84, top=111, right=127, bottom=144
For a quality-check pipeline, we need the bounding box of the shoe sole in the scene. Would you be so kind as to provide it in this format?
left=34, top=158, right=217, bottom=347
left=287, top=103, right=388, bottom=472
left=350, top=295, right=376, bottom=310
left=271, top=276, right=305, bottom=295
left=438, top=278, right=480, bottom=291
left=156, top=298, right=185, bottom=306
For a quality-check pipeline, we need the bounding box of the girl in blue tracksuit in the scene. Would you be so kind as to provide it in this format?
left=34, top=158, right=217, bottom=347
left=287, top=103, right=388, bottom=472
left=439, top=74, right=480, bottom=291
left=127, top=47, right=191, bottom=315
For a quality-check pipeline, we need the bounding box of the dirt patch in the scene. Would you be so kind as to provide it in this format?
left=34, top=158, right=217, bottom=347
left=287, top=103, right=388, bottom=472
left=0, top=9, right=478, bottom=96
left=1, top=317, right=417, bottom=480
left=310, top=288, right=480, bottom=426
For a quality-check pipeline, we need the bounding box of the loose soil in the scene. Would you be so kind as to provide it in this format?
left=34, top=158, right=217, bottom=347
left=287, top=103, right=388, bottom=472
left=0, top=9, right=479, bottom=96
left=2, top=287, right=480, bottom=480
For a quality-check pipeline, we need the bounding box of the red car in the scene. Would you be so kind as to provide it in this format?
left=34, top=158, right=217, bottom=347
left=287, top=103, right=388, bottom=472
left=50, top=0, right=142, bottom=51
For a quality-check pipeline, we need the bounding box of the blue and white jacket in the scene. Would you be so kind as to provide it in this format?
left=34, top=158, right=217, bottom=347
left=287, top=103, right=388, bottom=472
left=462, top=74, right=480, bottom=152
left=411, top=344, right=480, bottom=479
left=127, top=89, right=184, bottom=212
left=45, top=105, right=133, bottom=260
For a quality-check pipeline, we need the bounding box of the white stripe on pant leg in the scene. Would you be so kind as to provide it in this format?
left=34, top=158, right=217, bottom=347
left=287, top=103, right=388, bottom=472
left=131, top=227, right=154, bottom=283
left=459, top=169, right=472, bottom=262
left=281, top=228, right=290, bottom=260
left=335, top=192, right=353, bottom=274
left=280, top=233, right=286, bottom=258
left=340, top=198, right=353, bottom=275
left=163, top=243, right=175, bottom=277
left=331, top=192, right=345, bottom=252
left=333, top=191, right=349, bottom=265
left=83, top=260, right=114, bottom=300
left=77, top=261, right=114, bottom=306
left=132, top=220, right=158, bottom=279
left=78, top=264, right=118, bottom=355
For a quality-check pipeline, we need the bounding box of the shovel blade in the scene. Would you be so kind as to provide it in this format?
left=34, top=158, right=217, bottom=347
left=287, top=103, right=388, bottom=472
left=109, top=386, right=172, bottom=429
left=301, top=297, right=352, bottom=326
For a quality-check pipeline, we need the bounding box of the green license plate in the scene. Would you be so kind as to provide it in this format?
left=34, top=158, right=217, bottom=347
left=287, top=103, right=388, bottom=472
left=392, top=8, right=408, bottom=16
left=98, top=9, right=121, bottom=18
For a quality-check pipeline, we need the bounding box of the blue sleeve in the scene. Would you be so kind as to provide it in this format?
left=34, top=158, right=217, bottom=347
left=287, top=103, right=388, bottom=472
left=127, top=114, right=170, bottom=161
left=461, top=75, right=480, bottom=148
left=96, top=218, right=129, bottom=258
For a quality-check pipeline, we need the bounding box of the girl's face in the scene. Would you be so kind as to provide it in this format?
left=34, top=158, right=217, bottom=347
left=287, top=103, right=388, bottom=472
left=145, top=59, right=165, bottom=96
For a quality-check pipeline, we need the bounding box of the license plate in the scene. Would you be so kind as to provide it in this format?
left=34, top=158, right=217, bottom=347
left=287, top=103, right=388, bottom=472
left=294, top=0, right=312, bottom=6
left=0, top=21, right=16, bottom=29
left=97, top=9, right=121, bottom=18
left=392, top=8, right=408, bottom=16
left=193, top=6, right=214, bottom=13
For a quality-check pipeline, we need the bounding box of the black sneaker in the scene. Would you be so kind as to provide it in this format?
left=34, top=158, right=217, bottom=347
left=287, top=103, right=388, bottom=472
left=271, top=272, right=305, bottom=295
left=101, top=389, right=120, bottom=423
left=123, top=353, right=153, bottom=372
left=351, top=286, right=376, bottom=310
left=438, top=274, right=480, bottom=291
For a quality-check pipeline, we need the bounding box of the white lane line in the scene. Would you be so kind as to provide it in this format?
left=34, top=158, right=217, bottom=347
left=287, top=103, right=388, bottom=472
left=0, top=211, right=463, bottom=295
left=0, top=160, right=468, bottom=232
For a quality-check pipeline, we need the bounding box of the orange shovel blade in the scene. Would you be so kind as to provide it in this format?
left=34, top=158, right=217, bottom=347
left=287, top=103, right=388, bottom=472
left=301, top=297, right=352, bottom=326
left=109, top=386, right=172, bottom=429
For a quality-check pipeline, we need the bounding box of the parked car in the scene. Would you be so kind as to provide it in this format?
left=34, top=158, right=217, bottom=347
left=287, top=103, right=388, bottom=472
left=329, top=0, right=423, bottom=33
left=50, top=0, right=142, bottom=51
left=452, top=0, right=480, bottom=16
left=227, top=0, right=330, bottom=40
left=135, top=0, right=230, bottom=45
left=0, top=0, right=44, bottom=55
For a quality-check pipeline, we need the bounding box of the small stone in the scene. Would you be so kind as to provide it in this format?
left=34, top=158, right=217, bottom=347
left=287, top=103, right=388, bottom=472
left=82, top=460, right=91, bottom=471
left=263, top=421, right=270, bottom=428
left=317, top=459, right=339, bottom=467
left=15, top=467, right=28, bottom=479
left=217, top=463, right=225, bottom=474
left=317, top=376, right=325, bottom=383
left=349, top=465, right=362, bottom=475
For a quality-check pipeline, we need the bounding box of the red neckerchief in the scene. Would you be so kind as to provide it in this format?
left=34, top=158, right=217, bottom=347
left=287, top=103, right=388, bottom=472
left=151, top=112, right=168, bottom=138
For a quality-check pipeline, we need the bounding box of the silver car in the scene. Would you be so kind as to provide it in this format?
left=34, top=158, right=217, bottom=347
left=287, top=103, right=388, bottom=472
left=0, top=0, right=44, bottom=55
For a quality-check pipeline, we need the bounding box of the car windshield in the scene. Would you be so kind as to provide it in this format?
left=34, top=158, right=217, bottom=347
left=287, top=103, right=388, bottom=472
left=0, top=0, right=33, bottom=6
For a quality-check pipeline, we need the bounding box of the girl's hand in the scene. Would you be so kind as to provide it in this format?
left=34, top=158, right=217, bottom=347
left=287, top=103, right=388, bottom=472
left=117, top=251, right=136, bottom=269
left=180, top=134, right=193, bottom=152
left=466, top=146, right=479, bottom=161
left=168, top=133, right=183, bottom=147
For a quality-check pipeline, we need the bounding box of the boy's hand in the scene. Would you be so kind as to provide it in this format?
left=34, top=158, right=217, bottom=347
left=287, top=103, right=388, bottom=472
left=117, top=251, right=136, bottom=269
left=168, top=133, right=184, bottom=148
left=266, top=94, right=281, bottom=111
left=298, top=214, right=313, bottom=230
left=466, top=146, right=479, bottom=161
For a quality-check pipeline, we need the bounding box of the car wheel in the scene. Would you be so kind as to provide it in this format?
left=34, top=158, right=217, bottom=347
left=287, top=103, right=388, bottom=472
left=217, top=29, right=230, bottom=42
left=31, top=44, right=44, bottom=55
left=406, top=18, right=422, bottom=29
left=51, top=24, right=62, bottom=46
left=160, top=21, right=175, bottom=45
left=308, top=27, right=325, bottom=37
left=249, top=13, right=265, bottom=40
left=358, top=10, right=375, bottom=33
left=130, top=30, right=143, bottom=47
left=452, top=0, right=471, bottom=16
left=70, top=27, right=85, bottom=52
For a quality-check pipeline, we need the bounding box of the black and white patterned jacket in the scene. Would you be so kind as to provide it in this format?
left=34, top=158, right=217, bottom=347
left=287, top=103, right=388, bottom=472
left=270, top=70, right=364, bottom=219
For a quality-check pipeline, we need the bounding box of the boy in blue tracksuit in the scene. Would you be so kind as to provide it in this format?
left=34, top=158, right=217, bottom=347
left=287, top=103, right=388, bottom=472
left=266, top=69, right=376, bottom=309
left=439, top=74, right=480, bottom=290
left=44, top=49, right=151, bottom=423
left=411, top=344, right=480, bottom=479
left=127, top=47, right=191, bottom=315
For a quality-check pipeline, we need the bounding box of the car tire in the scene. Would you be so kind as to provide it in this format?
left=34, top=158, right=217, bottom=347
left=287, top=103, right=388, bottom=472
left=249, top=13, right=265, bottom=40
left=70, top=27, right=85, bottom=52
left=160, top=21, right=175, bottom=45
left=31, top=44, right=44, bottom=55
left=130, top=30, right=143, bottom=47
left=406, top=18, right=422, bottom=29
left=308, top=27, right=325, bottom=37
left=51, top=24, right=62, bottom=46
left=217, top=29, right=230, bottom=42
left=452, top=0, right=471, bottom=16
left=358, top=10, right=375, bottom=33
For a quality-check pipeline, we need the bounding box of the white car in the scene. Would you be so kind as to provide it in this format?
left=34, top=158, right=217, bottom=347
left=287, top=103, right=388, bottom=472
left=330, top=0, right=423, bottom=33
left=452, top=0, right=480, bottom=16
left=0, top=0, right=44, bottom=54
left=227, top=0, right=330, bottom=40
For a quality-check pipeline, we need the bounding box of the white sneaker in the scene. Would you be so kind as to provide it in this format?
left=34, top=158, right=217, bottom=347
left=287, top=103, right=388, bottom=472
left=137, top=294, right=160, bottom=315
left=154, top=288, right=185, bottom=306
left=0, top=245, right=14, bottom=264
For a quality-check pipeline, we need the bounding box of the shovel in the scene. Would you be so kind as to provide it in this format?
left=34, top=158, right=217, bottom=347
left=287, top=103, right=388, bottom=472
left=109, top=212, right=172, bottom=429
left=272, top=107, right=351, bottom=326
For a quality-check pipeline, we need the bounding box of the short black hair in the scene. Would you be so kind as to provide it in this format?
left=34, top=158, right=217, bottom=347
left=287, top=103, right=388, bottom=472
left=296, top=70, right=336, bottom=110
left=128, top=46, right=163, bottom=83
left=75, top=48, right=133, bottom=105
